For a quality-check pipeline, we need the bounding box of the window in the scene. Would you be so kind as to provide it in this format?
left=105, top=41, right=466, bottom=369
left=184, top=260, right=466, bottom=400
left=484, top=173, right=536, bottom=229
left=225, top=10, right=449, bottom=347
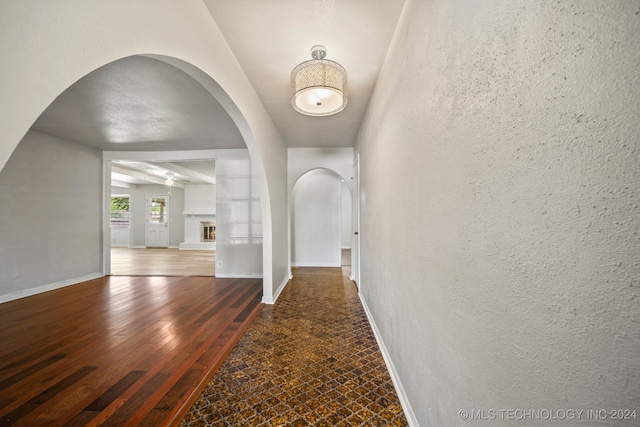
left=110, top=195, right=130, bottom=226
left=149, top=197, right=167, bottom=224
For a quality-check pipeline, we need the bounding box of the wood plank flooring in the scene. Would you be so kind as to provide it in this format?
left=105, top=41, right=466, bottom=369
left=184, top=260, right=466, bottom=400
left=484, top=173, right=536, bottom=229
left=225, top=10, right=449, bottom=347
left=0, top=275, right=263, bottom=426
left=111, top=249, right=215, bottom=276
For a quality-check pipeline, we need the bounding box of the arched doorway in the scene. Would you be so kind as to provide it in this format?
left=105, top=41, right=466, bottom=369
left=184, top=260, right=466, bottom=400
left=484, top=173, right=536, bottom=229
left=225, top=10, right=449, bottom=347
left=0, top=3, right=289, bottom=304
left=25, top=54, right=255, bottom=278
left=291, top=168, right=352, bottom=267
left=0, top=55, right=276, bottom=301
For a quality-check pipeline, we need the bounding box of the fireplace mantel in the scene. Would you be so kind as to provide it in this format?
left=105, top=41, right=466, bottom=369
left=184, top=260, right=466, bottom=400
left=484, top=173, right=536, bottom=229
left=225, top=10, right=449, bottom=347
left=183, top=210, right=215, bottom=216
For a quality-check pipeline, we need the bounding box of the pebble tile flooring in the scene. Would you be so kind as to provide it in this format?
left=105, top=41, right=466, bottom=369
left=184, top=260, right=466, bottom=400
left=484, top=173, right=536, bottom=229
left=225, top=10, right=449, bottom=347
left=180, top=267, right=408, bottom=426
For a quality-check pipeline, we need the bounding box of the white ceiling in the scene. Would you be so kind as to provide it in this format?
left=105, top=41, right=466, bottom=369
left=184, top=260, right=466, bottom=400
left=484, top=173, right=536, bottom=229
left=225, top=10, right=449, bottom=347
left=32, top=56, right=246, bottom=152
left=29, top=1, right=405, bottom=184
left=111, top=160, right=216, bottom=188
left=204, top=0, right=405, bottom=147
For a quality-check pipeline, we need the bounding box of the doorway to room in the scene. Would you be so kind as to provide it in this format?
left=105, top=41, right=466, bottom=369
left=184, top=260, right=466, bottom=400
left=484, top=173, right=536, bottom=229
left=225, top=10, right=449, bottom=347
left=109, top=157, right=217, bottom=276
left=6, top=51, right=272, bottom=301
left=291, top=168, right=352, bottom=268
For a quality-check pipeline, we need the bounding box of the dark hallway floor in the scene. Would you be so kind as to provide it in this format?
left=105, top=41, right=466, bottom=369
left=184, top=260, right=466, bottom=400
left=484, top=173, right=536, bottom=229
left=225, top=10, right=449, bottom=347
left=179, top=267, right=407, bottom=426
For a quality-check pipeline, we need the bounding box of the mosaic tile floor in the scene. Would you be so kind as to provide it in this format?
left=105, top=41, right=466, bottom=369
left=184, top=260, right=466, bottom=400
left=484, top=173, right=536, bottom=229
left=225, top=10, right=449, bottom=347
left=180, top=267, right=408, bottom=427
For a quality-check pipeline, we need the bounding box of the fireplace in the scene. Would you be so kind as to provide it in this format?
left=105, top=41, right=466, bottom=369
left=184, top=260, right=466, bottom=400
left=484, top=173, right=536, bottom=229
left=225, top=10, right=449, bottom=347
left=201, top=221, right=216, bottom=242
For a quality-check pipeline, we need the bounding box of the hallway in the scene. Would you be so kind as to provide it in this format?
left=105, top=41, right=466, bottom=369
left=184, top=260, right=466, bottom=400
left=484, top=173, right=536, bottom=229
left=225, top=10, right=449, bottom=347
left=180, top=267, right=407, bottom=426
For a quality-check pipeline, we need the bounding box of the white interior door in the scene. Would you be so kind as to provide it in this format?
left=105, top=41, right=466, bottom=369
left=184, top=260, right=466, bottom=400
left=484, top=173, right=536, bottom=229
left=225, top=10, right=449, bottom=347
left=147, top=195, right=170, bottom=248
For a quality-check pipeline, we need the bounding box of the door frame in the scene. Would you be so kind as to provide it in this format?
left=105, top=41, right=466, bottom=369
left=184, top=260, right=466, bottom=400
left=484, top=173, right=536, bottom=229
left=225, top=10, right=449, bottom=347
left=103, top=149, right=248, bottom=276
left=352, top=155, right=360, bottom=287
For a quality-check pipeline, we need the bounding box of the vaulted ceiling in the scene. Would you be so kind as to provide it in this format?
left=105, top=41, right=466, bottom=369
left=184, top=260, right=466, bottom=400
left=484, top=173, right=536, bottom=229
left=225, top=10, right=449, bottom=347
left=29, top=0, right=406, bottom=184
left=203, top=0, right=405, bottom=148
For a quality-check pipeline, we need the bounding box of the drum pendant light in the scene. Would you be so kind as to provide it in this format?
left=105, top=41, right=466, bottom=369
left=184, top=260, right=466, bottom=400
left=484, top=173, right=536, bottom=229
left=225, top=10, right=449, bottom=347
left=291, top=45, right=348, bottom=116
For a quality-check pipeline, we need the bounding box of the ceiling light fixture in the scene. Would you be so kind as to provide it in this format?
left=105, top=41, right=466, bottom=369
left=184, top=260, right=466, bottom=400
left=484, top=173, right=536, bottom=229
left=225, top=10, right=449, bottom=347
left=291, top=45, right=348, bottom=116
left=165, top=173, right=175, bottom=186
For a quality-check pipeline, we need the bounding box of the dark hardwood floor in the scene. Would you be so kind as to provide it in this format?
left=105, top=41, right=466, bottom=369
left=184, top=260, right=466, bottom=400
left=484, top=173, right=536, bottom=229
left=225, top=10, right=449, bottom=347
left=0, top=275, right=263, bottom=426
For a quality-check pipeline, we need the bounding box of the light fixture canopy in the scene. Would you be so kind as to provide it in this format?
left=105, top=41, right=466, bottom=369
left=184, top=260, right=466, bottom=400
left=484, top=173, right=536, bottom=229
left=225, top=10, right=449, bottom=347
left=291, top=45, right=348, bottom=116
left=165, top=172, right=175, bottom=186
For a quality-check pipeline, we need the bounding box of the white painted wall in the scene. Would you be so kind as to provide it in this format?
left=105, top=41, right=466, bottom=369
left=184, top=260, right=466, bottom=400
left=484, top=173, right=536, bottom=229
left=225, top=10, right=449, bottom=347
left=184, top=184, right=215, bottom=214
left=215, top=156, right=262, bottom=277
left=111, top=185, right=184, bottom=248
left=0, top=131, right=102, bottom=302
left=110, top=226, right=130, bottom=247
left=0, top=1, right=289, bottom=301
left=357, top=1, right=640, bottom=425
left=291, top=169, right=341, bottom=267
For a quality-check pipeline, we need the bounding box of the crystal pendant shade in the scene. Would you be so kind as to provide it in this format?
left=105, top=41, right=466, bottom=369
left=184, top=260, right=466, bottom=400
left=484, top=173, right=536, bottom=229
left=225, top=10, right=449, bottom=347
left=291, top=46, right=348, bottom=116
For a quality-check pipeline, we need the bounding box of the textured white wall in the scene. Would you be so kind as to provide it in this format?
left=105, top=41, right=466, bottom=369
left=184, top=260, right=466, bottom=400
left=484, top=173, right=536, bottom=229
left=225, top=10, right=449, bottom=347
left=291, top=169, right=341, bottom=267
left=0, top=131, right=102, bottom=299
left=357, top=1, right=640, bottom=425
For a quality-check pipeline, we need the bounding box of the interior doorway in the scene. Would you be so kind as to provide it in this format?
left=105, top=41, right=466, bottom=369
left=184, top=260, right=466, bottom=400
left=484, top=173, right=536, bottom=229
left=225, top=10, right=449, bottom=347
left=291, top=168, right=352, bottom=268
left=108, top=157, right=217, bottom=276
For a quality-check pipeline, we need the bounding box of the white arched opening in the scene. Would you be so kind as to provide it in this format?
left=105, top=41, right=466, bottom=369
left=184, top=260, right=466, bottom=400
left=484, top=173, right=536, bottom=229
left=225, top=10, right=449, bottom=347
left=291, top=168, right=352, bottom=267
left=0, top=3, right=289, bottom=303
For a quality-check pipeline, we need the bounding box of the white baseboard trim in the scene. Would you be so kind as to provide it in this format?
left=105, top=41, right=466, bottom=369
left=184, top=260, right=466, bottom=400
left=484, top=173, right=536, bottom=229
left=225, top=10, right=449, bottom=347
left=130, top=245, right=146, bottom=249
left=263, top=272, right=293, bottom=304
left=359, top=293, right=418, bottom=427
left=291, top=262, right=340, bottom=267
left=341, top=246, right=352, bottom=249
left=214, top=273, right=263, bottom=279
left=0, top=272, right=104, bottom=305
